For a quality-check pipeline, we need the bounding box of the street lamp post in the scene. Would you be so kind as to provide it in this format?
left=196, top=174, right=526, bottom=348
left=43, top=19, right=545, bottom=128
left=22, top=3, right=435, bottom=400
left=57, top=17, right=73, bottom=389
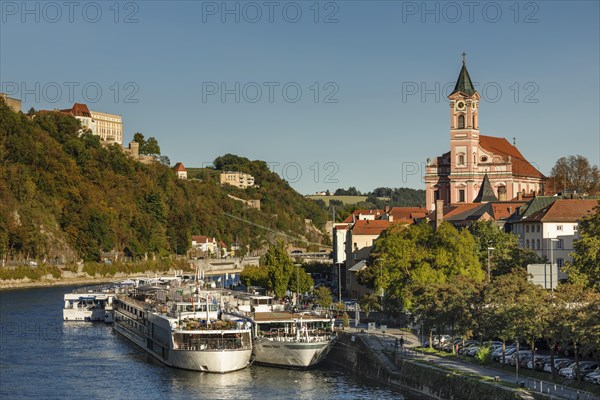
left=487, top=247, right=495, bottom=283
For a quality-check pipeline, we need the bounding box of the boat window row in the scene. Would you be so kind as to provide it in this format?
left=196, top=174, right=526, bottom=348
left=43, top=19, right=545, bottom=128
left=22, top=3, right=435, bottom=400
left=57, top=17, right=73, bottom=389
left=174, top=332, right=251, bottom=351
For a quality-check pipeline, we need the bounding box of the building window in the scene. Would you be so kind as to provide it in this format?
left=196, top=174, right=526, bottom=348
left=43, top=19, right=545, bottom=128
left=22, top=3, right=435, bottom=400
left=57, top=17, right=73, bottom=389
left=526, top=225, right=530, bottom=233
left=459, top=189, right=465, bottom=203
left=458, top=154, right=465, bottom=165
left=434, top=190, right=439, bottom=200
left=472, top=115, right=476, bottom=128
left=498, top=186, right=507, bottom=201
left=458, top=114, right=465, bottom=129
left=526, top=239, right=530, bottom=248
left=536, top=239, right=540, bottom=249
left=557, top=258, right=564, bottom=268
left=536, top=225, right=540, bottom=233
left=557, top=225, right=563, bottom=231
left=557, top=239, right=564, bottom=249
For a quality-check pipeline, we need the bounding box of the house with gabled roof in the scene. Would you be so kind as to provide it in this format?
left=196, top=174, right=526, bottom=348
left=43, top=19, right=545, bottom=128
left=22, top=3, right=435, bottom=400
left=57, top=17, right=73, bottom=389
left=173, top=162, right=187, bottom=179
left=510, top=199, right=598, bottom=269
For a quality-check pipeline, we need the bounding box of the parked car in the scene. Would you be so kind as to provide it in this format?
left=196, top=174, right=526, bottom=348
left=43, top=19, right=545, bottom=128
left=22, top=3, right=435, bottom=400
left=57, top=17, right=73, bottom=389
left=560, top=362, right=599, bottom=380
left=583, top=367, right=600, bottom=383
left=492, top=346, right=516, bottom=362
left=543, top=358, right=572, bottom=373
left=509, top=350, right=532, bottom=366
left=528, top=355, right=550, bottom=371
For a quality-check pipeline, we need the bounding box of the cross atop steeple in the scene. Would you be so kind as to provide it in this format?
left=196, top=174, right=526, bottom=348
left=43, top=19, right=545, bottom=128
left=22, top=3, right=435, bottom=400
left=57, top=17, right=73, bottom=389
left=462, top=52, right=467, bottom=64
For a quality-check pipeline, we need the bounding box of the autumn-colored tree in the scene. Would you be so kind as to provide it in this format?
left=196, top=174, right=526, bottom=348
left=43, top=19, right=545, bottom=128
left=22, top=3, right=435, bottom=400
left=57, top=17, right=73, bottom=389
left=548, top=155, right=600, bottom=195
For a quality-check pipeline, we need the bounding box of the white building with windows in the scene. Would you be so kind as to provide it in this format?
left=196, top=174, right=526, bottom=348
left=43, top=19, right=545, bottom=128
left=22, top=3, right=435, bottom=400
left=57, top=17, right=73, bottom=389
left=512, top=199, right=597, bottom=268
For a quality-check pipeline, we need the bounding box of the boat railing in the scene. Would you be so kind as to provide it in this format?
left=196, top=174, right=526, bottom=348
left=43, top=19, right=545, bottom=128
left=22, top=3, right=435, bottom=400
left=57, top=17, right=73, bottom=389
left=175, top=318, right=241, bottom=331
left=262, top=328, right=333, bottom=342
left=176, top=337, right=251, bottom=351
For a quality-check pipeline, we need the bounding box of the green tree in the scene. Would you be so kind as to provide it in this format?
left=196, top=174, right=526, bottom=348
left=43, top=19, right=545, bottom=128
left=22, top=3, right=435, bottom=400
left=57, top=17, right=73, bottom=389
left=554, top=284, right=596, bottom=382
left=569, top=201, right=600, bottom=291
left=359, top=221, right=483, bottom=312
left=482, top=271, right=548, bottom=365
left=314, top=286, right=333, bottom=308
left=468, top=220, right=542, bottom=277
left=143, top=137, right=161, bottom=155
left=240, top=265, right=269, bottom=289
left=261, top=241, right=313, bottom=299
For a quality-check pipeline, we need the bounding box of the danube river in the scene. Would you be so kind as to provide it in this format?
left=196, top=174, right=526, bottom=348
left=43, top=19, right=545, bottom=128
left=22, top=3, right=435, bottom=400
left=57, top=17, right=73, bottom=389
left=0, top=285, right=422, bottom=399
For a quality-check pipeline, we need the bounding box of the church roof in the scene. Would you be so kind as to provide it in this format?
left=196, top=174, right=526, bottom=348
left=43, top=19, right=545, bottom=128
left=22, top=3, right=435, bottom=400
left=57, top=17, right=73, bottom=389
left=450, top=62, right=476, bottom=97
left=474, top=174, right=498, bottom=203
left=479, top=135, right=545, bottom=179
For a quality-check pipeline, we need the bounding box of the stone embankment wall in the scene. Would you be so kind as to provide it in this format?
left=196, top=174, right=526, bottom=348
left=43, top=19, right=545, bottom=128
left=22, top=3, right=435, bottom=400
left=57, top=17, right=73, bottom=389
left=326, top=332, right=549, bottom=400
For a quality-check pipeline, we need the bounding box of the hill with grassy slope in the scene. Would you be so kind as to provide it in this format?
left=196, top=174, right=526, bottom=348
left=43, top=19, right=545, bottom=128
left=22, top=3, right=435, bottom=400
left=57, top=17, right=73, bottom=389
left=0, top=101, right=328, bottom=263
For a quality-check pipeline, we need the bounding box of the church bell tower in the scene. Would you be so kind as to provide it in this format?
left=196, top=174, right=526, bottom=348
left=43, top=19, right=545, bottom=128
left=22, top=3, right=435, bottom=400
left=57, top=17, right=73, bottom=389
left=448, top=54, right=481, bottom=203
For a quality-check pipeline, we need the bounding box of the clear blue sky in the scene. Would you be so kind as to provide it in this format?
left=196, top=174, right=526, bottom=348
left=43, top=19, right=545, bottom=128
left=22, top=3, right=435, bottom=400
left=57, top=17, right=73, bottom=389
left=2, top=1, right=599, bottom=194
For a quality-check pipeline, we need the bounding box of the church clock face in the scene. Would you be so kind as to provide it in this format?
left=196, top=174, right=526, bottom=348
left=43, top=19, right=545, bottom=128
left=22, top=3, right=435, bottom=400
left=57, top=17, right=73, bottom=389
left=457, top=101, right=465, bottom=110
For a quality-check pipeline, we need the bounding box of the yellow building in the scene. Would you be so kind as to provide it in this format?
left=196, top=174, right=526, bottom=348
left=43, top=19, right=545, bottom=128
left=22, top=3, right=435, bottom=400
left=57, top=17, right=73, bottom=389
left=1, top=93, right=22, bottom=113
left=220, top=171, right=255, bottom=189
left=90, top=110, right=123, bottom=145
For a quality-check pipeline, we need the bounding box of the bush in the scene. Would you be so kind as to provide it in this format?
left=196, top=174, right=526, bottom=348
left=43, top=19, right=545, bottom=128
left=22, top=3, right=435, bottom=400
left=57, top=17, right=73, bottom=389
left=475, top=346, right=491, bottom=364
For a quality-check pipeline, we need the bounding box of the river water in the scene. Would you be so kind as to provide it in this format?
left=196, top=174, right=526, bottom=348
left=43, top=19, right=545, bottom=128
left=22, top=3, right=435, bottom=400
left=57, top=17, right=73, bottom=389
left=0, top=285, right=421, bottom=399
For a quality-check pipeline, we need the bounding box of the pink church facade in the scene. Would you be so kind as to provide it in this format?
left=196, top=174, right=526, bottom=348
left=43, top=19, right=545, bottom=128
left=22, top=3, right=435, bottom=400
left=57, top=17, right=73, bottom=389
left=424, top=60, right=545, bottom=211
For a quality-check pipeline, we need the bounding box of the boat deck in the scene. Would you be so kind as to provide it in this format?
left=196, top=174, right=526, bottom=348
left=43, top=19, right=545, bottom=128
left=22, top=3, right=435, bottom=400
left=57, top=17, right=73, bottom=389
left=252, top=312, right=331, bottom=322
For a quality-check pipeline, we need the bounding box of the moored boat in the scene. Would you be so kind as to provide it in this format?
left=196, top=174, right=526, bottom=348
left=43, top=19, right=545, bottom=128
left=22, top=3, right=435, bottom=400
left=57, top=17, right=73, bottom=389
left=231, top=295, right=336, bottom=369
left=63, top=290, right=114, bottom=322
left=113, top=284, right=253, bottom=373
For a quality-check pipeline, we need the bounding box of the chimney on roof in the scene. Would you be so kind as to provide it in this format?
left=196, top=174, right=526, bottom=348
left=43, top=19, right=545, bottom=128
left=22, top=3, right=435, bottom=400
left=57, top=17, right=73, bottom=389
left=384, top=205, right=390, bottom=214
left=435, top=200, right=444, bottom=230
left=517, top=191, right=523, bottom=201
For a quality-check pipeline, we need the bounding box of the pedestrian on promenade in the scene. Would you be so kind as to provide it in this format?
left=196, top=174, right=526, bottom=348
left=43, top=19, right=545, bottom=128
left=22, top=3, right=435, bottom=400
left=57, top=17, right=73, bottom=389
left=399, top=336, right=405, bottom=349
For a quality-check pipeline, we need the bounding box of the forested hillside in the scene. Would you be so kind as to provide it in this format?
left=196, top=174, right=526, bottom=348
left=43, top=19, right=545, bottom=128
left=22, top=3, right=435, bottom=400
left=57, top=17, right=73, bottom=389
left=0, top=101, right=327, bottom=263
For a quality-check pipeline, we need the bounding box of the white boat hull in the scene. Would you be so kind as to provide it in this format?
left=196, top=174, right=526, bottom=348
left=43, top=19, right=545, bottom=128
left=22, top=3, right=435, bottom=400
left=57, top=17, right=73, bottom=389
left=63, top=308, right=108, bottom=322
left=252, top=338, right=335, bottom=368
left=113, top=321, right=252, bottom=373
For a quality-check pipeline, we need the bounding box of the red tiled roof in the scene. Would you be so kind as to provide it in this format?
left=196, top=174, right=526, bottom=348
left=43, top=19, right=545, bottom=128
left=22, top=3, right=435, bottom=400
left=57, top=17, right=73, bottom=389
left=527, top=199, right=598, bottom=222
left=351, top=220, right=390, bottom=236
left=489, top=202, right=526, bottom=220
left=443, top=203, right=482, bottom=218
left=342, top=209, right=384, bottom=223
left=173, top=162, right=186, bottom=172
left=389, top=207, right=429, bottom=221
left=334, top=224, right=350, bottom=230
left=192, top=235, right=215, bottom=243
left=479, top=135, right=544, bottom=179
left=61, top=103, right=92, bottom=118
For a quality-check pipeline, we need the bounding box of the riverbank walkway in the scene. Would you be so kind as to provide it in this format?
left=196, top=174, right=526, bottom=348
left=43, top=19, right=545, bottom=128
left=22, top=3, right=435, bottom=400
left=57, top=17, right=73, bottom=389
left=353, top=327, right=599, bottom=400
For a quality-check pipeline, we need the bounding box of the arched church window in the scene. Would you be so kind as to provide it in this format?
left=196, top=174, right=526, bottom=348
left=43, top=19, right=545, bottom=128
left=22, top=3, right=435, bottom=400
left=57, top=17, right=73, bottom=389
left=458, top=154, right=465, bottom=165
left=472, top=115, right=476, bottom=129
left=458, top=115, right=465, bottom=129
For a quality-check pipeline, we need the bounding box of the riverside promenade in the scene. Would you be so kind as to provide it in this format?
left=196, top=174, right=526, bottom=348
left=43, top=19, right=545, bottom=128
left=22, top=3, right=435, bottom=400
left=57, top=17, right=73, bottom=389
left=355, top=327, right=599, bottom=400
